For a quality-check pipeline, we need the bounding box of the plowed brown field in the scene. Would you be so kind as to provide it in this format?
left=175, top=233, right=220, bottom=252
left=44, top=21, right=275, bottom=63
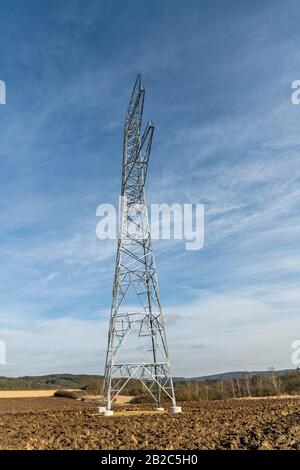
left=0, top=397, right=299, bottom=450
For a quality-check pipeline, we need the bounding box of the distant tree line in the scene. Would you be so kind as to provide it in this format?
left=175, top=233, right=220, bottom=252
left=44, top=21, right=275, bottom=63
left=0, top=374, right=100, bottom=390
left=173, top=368, right=300, bottom=401
left=1, top=369, right=300, bottom=402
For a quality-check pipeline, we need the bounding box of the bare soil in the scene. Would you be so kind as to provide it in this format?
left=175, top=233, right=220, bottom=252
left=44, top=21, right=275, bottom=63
left=0, top=397, right=299, bottom=450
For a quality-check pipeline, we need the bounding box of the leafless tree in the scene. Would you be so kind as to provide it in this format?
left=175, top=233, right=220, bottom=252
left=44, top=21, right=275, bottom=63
left=268, top=367, right=281, bottom=396
left=245, top=372, right=252, bottom=397
left=231, top=379, right=236, bottom=398
left=235, top=377, right=242, bottom=398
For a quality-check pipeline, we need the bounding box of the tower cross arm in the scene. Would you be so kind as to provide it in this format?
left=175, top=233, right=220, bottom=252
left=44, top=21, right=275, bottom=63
left=122, top=121, right=154, bottom=195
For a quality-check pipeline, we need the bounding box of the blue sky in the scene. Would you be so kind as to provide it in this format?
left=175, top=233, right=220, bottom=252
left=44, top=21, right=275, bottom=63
left=0, top=0, right=300, bottom=377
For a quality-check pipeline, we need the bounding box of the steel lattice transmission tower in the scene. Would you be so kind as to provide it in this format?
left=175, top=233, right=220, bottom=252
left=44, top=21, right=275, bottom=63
left=101, top=75, right=180, bottom=415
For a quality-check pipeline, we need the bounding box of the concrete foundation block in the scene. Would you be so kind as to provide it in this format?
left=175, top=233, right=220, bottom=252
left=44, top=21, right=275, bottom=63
left=97, top=406, right=106, bottom=413
left=170, top=406, right=182, bottom=414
